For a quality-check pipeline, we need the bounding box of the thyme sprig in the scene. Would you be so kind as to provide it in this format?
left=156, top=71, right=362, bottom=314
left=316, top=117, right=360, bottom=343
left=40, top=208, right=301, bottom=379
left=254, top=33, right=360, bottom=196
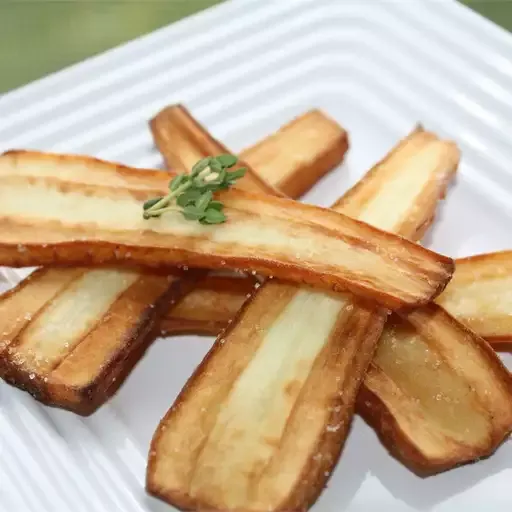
left=143, top=155, right=246, bottom=225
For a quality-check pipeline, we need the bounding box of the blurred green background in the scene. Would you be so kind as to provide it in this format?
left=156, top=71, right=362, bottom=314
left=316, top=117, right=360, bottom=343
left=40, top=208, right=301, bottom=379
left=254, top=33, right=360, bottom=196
left=0, top=0, right=511, bottom=94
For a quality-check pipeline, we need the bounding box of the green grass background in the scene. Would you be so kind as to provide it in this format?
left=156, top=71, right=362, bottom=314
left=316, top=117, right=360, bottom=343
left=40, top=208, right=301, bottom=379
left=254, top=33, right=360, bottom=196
left=0, top=0, right=511, bottom=93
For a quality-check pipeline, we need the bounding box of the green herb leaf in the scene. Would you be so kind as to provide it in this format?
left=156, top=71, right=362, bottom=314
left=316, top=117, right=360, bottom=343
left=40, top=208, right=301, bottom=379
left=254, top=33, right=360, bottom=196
left=208, top=200, right=224, bottom=211
left=177, top=189, right=202, bottom=207
left=143, top=197, right=163, bottom=210
left=209, top=158, right=222, bottom=173
left=191, top=157, right=212, bottom=177
left=143, top=155, right=246, bottom=224
left=226, top=167, right=247, bottom=183
left=215, top=154, right=238, bottom=168
left=182, top=205, right=206, bottom=221
left=195, top=190, right=213, bottom=212
left=201, top=208, right=226, bottom=224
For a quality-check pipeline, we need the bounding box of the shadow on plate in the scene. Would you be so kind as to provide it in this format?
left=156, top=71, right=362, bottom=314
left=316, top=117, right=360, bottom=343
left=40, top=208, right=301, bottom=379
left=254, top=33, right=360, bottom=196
left=364, top=418, right=512, bottom=510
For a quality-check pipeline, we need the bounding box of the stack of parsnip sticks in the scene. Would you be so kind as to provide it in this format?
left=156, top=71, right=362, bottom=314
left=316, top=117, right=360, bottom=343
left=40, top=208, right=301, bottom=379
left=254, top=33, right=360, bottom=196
left=0, top=105, right=511, bottom=512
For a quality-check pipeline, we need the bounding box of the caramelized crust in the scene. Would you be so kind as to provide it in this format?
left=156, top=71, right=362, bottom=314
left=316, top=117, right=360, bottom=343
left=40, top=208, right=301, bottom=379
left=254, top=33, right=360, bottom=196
left=437, top=251, right=512, bottom=345
left=147, top=126, right=460, bottom=511
left=0, top=108, right=348, bottom=413
left=0, top=151, right=454, bottom=309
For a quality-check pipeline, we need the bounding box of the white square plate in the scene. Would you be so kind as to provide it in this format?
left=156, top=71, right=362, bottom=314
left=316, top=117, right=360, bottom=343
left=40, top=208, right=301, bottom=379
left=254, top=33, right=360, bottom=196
left=0, top=0, right=511, bottom=510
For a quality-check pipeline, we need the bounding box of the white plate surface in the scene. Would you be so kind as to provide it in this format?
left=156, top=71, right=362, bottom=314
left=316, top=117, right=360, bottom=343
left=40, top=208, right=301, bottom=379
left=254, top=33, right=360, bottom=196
left=0, top=0, right=511, bottom=510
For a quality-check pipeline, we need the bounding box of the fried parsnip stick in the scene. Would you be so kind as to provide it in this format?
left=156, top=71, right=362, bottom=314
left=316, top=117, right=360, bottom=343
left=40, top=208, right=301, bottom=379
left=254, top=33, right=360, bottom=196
left=436, top=251, right=512, bottom=346
left=152, top=108, right=348, bottom=199
left=147, top=126, right=460, bottom=511
left=0, top=151, right=453, bottom=308
left=0, top=267, right=196, bottom=415
left=0, top=109, right=348, bottom=414
left=359, top=302, right=512, bottom=475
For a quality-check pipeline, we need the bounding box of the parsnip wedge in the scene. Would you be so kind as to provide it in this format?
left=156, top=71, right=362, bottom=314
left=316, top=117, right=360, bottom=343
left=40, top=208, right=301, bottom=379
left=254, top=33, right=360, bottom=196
left=436, top=251, right=512, bottom=345
left=360, top=303, right=512, bottom=475
left=152, top=107, right=348, bottom=199
left=0, top=267, right=196, bottom=415
left=0, top=108, right=348, bottom=414
left=147, top=126, right=460, bottom=512
left=0, top=151, right=453, bottom=308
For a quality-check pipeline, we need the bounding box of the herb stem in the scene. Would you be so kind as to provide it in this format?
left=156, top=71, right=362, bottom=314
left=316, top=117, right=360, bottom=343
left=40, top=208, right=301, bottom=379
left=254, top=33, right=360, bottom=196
left=144, top=205, right=182, bottom=218
left=146, top=180, right=193, bottom=214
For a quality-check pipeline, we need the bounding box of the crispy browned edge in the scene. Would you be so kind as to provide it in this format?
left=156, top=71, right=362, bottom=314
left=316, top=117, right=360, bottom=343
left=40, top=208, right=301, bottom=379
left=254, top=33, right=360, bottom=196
left=357, top=303, right=512, bottom=476
left=0, top=161, right=455, bottom=309
left=0, top=269, right=202, bottom=416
